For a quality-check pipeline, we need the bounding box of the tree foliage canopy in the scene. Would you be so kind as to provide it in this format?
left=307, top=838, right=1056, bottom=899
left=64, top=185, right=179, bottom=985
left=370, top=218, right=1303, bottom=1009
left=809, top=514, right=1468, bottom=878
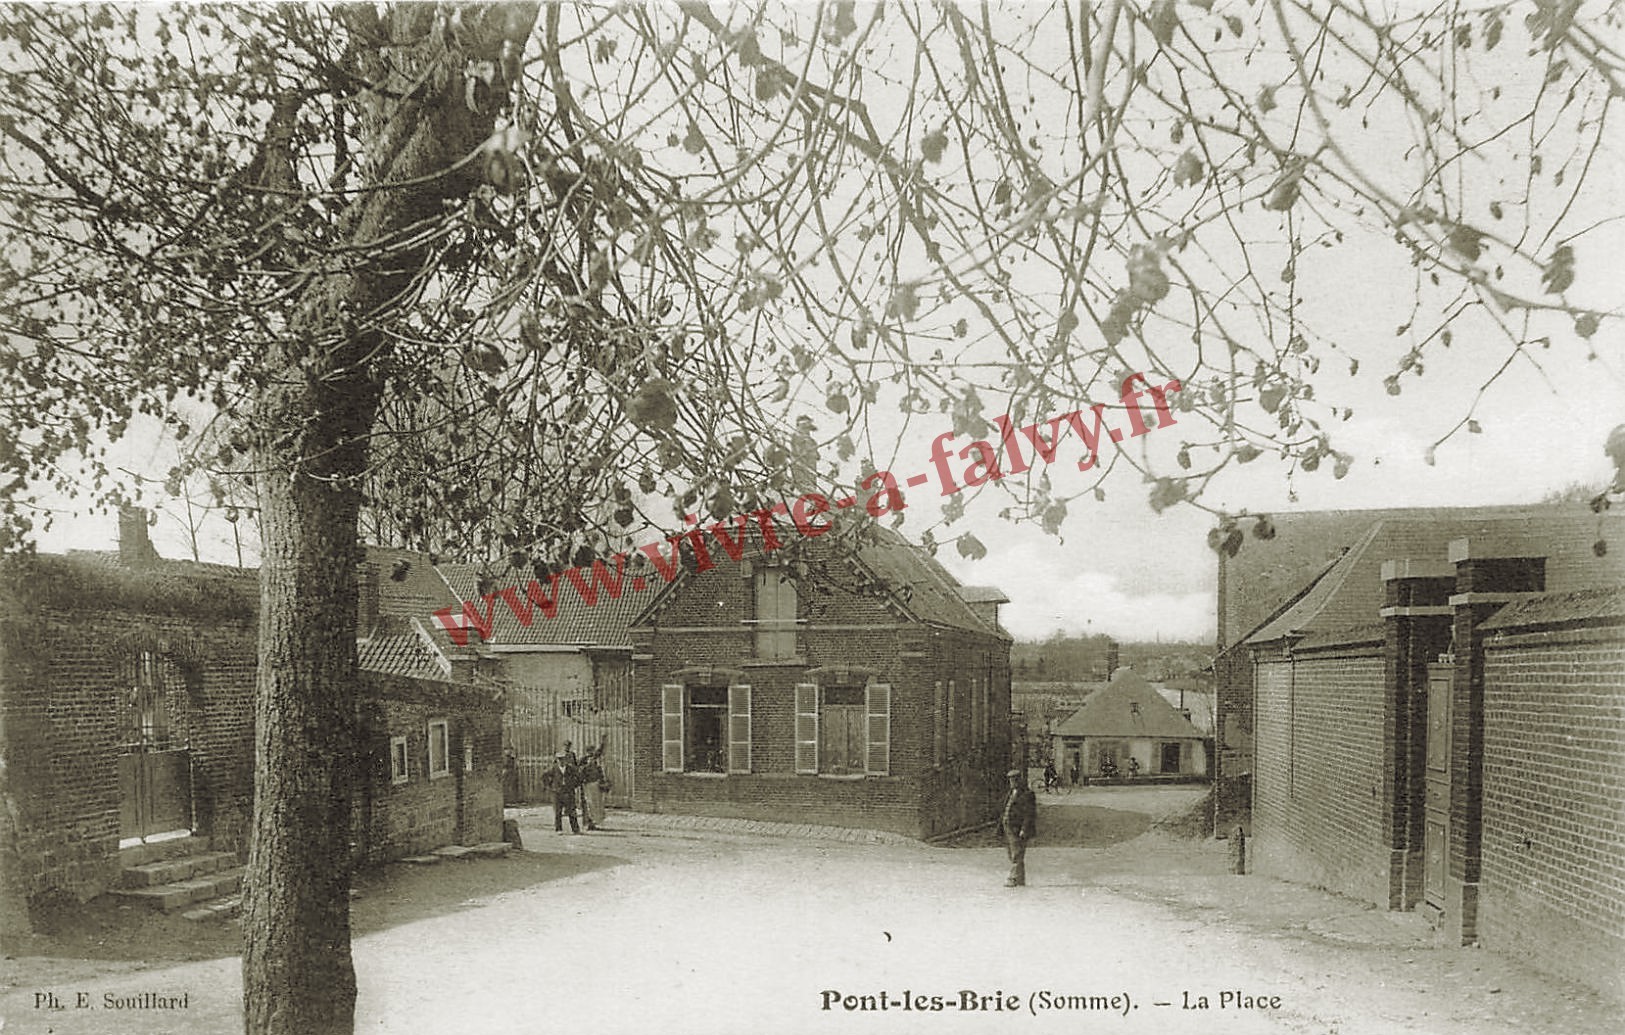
left=2, top=3, right=1621, bottom=1033
left=3, top=1, right=1621, bottom=567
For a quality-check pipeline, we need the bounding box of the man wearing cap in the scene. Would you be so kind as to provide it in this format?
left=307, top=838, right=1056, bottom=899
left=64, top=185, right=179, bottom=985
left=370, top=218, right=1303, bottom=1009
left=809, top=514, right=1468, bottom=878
left=543, top=751, right=581, bottom=834
left=997, top=767, right=1038, bottom=887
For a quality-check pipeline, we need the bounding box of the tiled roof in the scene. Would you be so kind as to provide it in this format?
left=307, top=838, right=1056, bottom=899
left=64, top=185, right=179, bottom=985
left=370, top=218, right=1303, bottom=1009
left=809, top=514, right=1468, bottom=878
left=365, top=544, right=460, bottom=616
left=959, top=585, right=1010, bottom=604
left=1480, top=586, right=1625, bottom=631
left=1243, top=507, right=1625, bottom=646
left=1053, top=668, right=1206, bottom=739
left=357, top=633, right=449, bottom=682
left=855, top=526, right=1005, bottom=637
left=437, top=561, right=659, bottom=648
left=1218, top=504, right=1560, bottom=650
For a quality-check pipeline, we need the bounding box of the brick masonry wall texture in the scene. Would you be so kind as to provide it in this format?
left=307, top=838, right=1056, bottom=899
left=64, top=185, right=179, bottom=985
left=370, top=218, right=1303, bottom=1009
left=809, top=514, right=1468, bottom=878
left=630, top=550, right=1010, bottom=839
left=1252, top=650, right=1392, bottom=907
left=353, top=682, right=504, bottom=864
left=3, top=605, right=505, bottom=903
left=1479, top=629, right=1625, bottom=999
left=1212, top=647, right=1254, bottom=831
left=1, top=608, right=257, bottom=902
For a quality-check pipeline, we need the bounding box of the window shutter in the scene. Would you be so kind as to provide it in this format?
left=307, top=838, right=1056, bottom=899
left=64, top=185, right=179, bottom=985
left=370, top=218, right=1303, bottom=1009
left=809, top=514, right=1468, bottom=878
left=661, top=684, right=684, bottom=772
left=728, top=684, right=751, bottom=774
left=865, top=682, right=891, bottom=776
left=794, top=682, right=819, bottom=774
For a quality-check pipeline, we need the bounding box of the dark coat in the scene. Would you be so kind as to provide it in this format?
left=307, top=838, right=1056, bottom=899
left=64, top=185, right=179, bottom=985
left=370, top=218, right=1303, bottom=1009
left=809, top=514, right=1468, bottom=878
left=542, top=762, right=579, bottom=808
left=999, top=785, right=1038, bottom=841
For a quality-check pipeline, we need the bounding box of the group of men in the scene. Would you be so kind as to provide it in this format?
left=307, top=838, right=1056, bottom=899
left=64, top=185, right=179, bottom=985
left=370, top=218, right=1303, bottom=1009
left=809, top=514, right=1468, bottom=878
left=542, top=739, right=607, bottom=834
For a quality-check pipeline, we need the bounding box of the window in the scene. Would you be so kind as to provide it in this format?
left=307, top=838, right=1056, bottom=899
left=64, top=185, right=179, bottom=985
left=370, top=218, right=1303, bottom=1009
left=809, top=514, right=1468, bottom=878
left=464, top=741, right=475, bottom=773
left=662, top=684, right=751, bottom=774
left=753, top=565, right=798, bottom=658
left=124, top=648, right=178, bottom=751
left=427, top=719, right=449, bottom=779
left=1159, top=741, right=1182, bottom=773
left=389, top=737, right=409, bottom=785
left=795, top=682, right=891, bottom=776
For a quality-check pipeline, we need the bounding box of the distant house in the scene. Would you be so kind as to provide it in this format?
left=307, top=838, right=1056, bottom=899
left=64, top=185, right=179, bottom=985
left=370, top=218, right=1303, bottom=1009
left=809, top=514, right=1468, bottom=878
left=629, top=522, right=1012, bottom=840
left=435, top=563, right=659, bottom=806
left=1051, top=668, right=1208, bottom=782
left=0, top=521, right=503, bottom=920
left=1240, top=505, right=1625, bottom=999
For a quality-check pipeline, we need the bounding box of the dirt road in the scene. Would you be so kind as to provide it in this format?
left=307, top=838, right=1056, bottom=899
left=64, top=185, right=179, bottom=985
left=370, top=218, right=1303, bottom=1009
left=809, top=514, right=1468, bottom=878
left=3, top=786, right=1617, bottom=1035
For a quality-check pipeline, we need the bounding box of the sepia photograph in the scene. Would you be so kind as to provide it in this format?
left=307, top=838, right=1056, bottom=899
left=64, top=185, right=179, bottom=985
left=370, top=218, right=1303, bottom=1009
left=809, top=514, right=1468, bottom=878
left=0, top=2, right=1622, bottom=1033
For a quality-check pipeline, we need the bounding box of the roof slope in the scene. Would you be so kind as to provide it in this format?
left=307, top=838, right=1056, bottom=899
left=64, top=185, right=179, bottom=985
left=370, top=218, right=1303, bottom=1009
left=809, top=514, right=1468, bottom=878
left=357, top=632, right=449, bottom=682
left=627, top=520, right=1008, bottom=640
left=1480, top=586, right=1625, bottom=631
left=1053, top=668, right=1205, bottom=739
left=857, top=526, right=1005, bottom=637
left=1219, top=504, right=1560, bottom=650
left=1244, top=507, right=1625, bottom=646
left=437, top=561, right=659, bottom=648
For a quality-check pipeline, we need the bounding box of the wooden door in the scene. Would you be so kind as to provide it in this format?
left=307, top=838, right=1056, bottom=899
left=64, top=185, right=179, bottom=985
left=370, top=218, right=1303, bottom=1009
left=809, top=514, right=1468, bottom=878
left=119, top=650, right=191, bottom=841
left=1424, top=664, right=1452, bottom=910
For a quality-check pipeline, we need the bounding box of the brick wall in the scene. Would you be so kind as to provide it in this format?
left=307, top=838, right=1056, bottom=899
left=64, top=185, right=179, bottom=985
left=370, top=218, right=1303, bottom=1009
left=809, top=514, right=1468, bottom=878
left=353, top=676, right=504, bottom=864
left=1478, top=623, right=1625, bottom=999
left=1252, top=646, right=1393, bottom=906
left=1212, top=646, right=1253, bottom=832
left=1, top=606, right=257, bottom=902
left=630, top=546, right=1010, bottom=840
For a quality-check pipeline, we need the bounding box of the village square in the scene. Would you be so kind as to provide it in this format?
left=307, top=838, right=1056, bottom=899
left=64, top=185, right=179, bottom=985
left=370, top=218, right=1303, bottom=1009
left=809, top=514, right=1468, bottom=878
left=2, top=3, right=1623, bottom=1035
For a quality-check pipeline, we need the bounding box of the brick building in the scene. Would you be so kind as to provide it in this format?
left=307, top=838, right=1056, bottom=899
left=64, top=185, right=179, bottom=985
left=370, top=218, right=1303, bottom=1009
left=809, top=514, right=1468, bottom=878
left=1212, top=503, right=1559, bottom=833
left=629, top=523, right=1012, bottom=839
left=0, top=532, right=503, bottom=917
left=1241, top=506, right=1624, bottom=998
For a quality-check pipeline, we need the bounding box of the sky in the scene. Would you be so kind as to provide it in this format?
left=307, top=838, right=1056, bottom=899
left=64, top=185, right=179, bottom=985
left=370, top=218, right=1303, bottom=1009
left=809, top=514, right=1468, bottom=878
left=18, top=3, right=1625, bottom=644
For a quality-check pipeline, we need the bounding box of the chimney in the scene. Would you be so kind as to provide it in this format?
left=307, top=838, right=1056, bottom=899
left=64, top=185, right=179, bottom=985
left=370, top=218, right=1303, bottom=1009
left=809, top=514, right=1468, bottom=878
left=118, top=505, right=158, bottom=565
left=357, top=562, right=381, bottom=639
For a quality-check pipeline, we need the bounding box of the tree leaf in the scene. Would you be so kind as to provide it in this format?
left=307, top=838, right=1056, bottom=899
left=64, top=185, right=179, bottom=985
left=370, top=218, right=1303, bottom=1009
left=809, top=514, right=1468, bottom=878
left=921, top=127, right=948, bottom=163
left=1172, top=148, right=1204, bottom=188
left=1148, top=1, right=1179, bottom=46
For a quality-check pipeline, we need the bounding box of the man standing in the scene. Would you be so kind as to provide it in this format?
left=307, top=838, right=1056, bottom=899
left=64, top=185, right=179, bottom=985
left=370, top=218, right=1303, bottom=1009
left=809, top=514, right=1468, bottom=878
left=543, top=751, right=580, bottom=834
left=998, top=768, right=1038, bottom=887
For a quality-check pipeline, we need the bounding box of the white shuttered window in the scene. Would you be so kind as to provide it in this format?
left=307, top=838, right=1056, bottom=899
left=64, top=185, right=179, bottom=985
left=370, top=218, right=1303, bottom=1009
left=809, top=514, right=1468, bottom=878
left=794, top=682, right=819, bottom=774
left=865, top=683, right=891, bottom=775
left=661, top=684, right=684, bottom=772
left=727, top=684, right=752, bottom=773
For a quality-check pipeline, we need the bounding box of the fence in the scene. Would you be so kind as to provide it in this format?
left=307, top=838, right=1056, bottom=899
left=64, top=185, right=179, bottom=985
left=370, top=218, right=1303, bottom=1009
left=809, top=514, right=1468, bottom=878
left=504, top=688, right=635, bottom=809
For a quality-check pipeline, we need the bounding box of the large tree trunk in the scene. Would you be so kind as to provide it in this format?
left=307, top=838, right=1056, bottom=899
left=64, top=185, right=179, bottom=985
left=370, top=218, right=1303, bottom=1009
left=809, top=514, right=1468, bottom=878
left=240, top=6, right=536, bottom=1033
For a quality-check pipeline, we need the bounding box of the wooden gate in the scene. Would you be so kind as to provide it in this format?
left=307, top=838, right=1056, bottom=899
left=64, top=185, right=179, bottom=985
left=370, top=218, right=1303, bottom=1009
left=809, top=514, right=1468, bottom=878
left=119, top=648, right=192, bottom=842
left=505, top=688, right=635, bottom=808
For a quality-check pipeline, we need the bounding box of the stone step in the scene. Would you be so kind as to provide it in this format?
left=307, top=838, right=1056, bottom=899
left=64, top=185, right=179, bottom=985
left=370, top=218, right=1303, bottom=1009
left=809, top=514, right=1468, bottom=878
left=111, top=867, right=243, bottom=913
left=118, top=835, right=212, bottom=868
left=121, top=850, right=239, bottom=889
left=180, top=892, right=243, bottom=923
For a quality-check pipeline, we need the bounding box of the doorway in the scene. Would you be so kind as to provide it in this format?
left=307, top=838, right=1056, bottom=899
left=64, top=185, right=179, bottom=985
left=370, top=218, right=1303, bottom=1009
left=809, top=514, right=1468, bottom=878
left=118, top=648, right=192, bottom=844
